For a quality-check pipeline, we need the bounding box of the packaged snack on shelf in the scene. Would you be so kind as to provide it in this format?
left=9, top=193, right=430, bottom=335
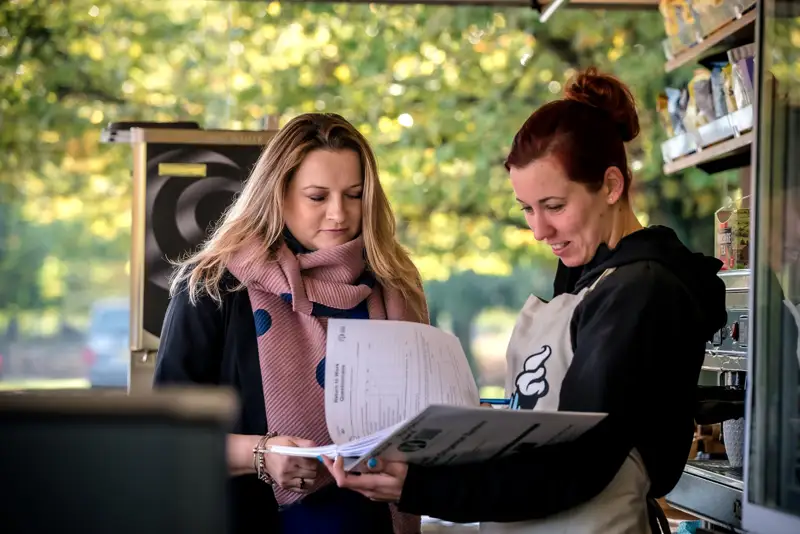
left=660, top=0, right=678, bottom=40
left=657, top=93, right=674, bottom=138
left=659, top=0, right=695, bottom=38
left=709, top=61, right=730, bottom=119
left=722, top=63, right=738, bottom=113
left=715, top=195, right=750, bottom=271
left=729, top=43, right=756, bottom=85
left=687, top=68, right=716, bottom=128
left=667, top=86, right=689, bottom=136
left=658, top=89, right=685, bottom=137
left=731, top=62, right=752, bottom=110
left=660, top=0, right=699, bottom=56
left=728, top=43, right=756, bottom=109
left=690, top=0, right=739, bottom=38
left=677, top=85, right=692, bottom=133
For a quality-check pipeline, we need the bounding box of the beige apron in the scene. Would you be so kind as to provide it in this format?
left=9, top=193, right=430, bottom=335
left=482, top=268, right=652, bottom=534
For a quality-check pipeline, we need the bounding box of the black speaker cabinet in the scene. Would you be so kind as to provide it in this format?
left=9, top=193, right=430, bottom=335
left=130, top=129, right=278, bottom=355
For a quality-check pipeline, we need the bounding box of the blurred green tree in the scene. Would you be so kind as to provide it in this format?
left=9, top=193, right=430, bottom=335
left=1, top=0, right=731, bottom=351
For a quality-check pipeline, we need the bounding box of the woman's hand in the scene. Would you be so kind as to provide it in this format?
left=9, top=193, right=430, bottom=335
left=264, top=435, right=319, bottom=493
left=323, top=455, right=408, bottom=503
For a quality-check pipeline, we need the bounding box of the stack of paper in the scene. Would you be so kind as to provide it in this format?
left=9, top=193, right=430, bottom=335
left=267, top=319, right=607, bottom=472
left=270, top=403, right=605, bottom=473
left=267, top=420, right=406, bottom=459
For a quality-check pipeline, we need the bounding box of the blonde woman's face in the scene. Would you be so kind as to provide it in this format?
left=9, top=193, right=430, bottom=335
left=283, top=149, right=363, bottom=250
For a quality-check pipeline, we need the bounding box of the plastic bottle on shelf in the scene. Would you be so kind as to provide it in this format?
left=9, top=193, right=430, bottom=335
left=715, top=193, right=750, bottom=271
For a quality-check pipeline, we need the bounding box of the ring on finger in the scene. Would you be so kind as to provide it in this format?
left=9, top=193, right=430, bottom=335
left=299, top=478, right=306, bottom=490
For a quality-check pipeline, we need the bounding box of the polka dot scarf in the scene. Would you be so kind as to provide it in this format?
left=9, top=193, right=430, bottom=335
left=228, top=235, right=422, bottom=533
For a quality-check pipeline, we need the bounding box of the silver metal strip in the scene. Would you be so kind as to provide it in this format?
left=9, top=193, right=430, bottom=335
left=129, top=128, right=278, bottom=146
left=685, top=463, right=745, bottom=491
left=129, top=142, right=147, bottom=354
left=277, top=0, right=659, bottom=7
left=0, top=387, right=238, bottom=422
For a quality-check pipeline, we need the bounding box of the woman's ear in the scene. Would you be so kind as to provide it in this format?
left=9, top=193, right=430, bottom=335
left=603, top=167, right=626, bottom=205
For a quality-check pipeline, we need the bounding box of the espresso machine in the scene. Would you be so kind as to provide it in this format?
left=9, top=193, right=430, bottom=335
left=100, top=120, right=279, bottom=394
left=666, top=269, right=749, bottom=532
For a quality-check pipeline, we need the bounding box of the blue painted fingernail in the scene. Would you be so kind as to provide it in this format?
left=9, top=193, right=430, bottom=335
left=367, top=457, right=378, bottom=469
left=317, top=456, right=323, bottom=462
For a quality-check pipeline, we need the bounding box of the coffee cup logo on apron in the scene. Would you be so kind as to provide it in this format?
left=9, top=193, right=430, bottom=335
left=510, top=345, right=552, bottom=410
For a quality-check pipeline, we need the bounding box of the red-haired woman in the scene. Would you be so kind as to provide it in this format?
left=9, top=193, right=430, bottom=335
left=325, top=68, right=728, bottom=533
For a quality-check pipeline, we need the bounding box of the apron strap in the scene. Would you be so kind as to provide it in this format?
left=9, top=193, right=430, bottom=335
left=646, top=496, right=671, bottom=534
left=587, top=267, right=616, bottom=292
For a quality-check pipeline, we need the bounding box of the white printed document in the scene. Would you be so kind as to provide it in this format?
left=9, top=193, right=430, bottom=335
left=325, top=319, right=481, bottom=442
left=363, top=404, right=604, bottom=467
left=265, top=319, right=606, bottom=470
left=267, top=404, right=606, bottom=471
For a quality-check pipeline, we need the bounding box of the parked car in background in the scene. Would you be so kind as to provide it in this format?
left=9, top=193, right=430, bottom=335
left=83, top=298, right=130, bottom=389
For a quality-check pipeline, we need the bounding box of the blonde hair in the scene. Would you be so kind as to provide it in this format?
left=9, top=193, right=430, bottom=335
left=170, top=113, right=428, bottom=323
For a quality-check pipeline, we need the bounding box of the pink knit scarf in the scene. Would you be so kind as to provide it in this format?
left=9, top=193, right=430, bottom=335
left=227, top=235, right=422, bottom=534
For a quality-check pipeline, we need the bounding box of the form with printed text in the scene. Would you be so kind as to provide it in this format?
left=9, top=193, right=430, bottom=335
left=324, top=319, right=480, bottom=443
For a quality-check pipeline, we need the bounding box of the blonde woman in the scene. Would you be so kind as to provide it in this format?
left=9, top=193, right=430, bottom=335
left=154, top=113, right=427, bottom=534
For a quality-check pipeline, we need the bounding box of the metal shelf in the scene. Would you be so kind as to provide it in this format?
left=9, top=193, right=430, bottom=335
left=663, top=131, right=753, bottom=175
left=702, top=351, right=747, bottom=373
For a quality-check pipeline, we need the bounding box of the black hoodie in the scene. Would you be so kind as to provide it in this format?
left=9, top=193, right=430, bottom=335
left=398, top=226, right=727, bottom=523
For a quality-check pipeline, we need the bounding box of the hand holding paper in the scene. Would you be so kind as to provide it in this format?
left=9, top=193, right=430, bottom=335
left=267, top=319, right=607, bottom=472
left=323, top=455, right=407, bottom=503
left=262, top=435, right=319, bottom=493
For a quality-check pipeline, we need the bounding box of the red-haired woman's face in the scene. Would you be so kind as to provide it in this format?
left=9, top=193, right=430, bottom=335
left=509, top=155, right=623, bottom=267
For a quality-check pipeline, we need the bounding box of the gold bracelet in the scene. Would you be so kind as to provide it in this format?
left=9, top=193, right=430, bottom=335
left=253, top=432, right=278, bottom=486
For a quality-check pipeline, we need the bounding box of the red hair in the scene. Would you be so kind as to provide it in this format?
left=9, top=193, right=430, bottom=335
left=504, top=67, right=640, bottom=197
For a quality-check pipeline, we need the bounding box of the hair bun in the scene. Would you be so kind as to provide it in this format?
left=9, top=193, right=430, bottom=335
left=564, top=67, right=640, bottom=142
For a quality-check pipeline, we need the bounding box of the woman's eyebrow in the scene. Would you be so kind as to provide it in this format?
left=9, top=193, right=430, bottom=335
left=515, top=196, right=564, bottom=204
left=537, top=196, right=565, bottom=204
